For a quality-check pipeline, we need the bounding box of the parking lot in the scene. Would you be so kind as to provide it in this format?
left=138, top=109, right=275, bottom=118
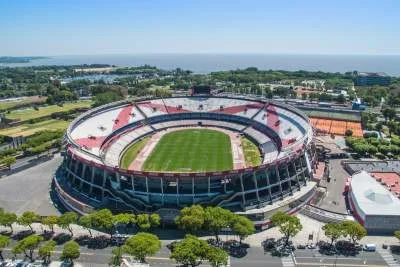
left=0, top=155, right=62, bottom=215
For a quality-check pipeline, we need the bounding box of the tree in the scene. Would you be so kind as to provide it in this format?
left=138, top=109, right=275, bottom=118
left=175, top=205, right=205, bottom=234
left=231, top=215, right=255, bottom=244
left=0, top=235, right=10, bottom=262
left=123, top=232, right=161, bottom=263
left=18, top=211, right=40, bottom=232
left=0, top=156, right=16, bottom=169
left=12, top=235, right=43, bottom=262
left=92, top=209, right=114, bottom=237
left=149, top=213, right=160, bottom=228
left=113, top=213, right=135, bottom=226
left=382, top=108, right=396, bottom=123
left=270, top=211, right=303, bottom=246
left=323, top=223, right=344, bottom=246
left=109, top=247, right=123, bottom=267
left=0, top=211, right=17, bottom=233
left=135, top=213, right=160, bottom=231
left=79, top=214, right=95, bottom=237
left=58, top=212, right=78, bottom=237
left=38, top=240, right=56, bottom=264
left=42, top=215, right=58, bottom=233
left=342, top=221, right=367, bottom=245
left=394, top=231, right=400, bottom=243
left=204, top=207, right=234, bottom=242
left=61, top=241, right=80, bottom=265
left=345, top=129, right=353, bottom=137
left=206, top=246, right=228, bottom=267
left=170, top=235, right=210, bottom=267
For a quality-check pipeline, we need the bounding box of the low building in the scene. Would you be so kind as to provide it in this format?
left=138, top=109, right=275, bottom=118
left=348, top=171, right=400, bottom=234
left=354, top=71, right=391, bottom=86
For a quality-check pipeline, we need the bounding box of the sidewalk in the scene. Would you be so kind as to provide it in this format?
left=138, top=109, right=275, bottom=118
left=1, top=213, right=398, bottom=248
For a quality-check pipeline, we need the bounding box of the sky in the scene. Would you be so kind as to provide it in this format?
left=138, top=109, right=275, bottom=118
left=1, top=0, right=400, bottom=56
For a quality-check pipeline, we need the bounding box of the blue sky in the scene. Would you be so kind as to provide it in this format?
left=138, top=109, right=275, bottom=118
left=1, top=0, right=399, bottom=56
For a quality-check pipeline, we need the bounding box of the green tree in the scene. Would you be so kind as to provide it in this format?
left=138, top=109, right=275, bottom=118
left=38, top=240, right=56, bottom=264
left=231, top=215, right=255, bottom=244
left=12, top=234, right=43, bottom=262
left=345, top=129, right=353, bottom=137
left=206, top=246, right=228, bottom=267
left=135, top=213, right=160, bottom=231
left=113, top=213, right=135, bottom=226
left=382, top=108, right=396, bottom=123
left=270, top=211, right=303, bottom=246
left=170, top=235, right=209, bottom=267
left=42, top=215, right=58, bottom=233
left=0, top=211, right=17, bottom=233
left=204, top=207, right=234, bottom=242
left=0, top=235, right=10, bottom=262
left=322, top=223, right=344, bottom=246
left=18, top=211, right=40, bottom=232
left=109, top=247, right=124, bottom=267
left=58, top=212, right=78, bottom=237
left=79, top=214, right=95, bottom=237
left=175, top=205, right=205, bottom=234
left=394, top=231, right=400, bottom=243
left=149, top=213, right=160, bottom=228
left=0, top=156, right=16, bottom=168
left=123, top=232, right=161, bottom=263
left=342, top=221, right=367, bottom=245
left=60, top=240, right=80, bottom=265
left=92, top=209, right=114, bottom=237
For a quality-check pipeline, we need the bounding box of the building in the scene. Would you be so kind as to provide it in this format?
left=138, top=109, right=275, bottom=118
left=54, top=96, right=316, bottom=227
left=354, top=71, right=391, bottom=86
left=348, top=171, right=400, bottom=234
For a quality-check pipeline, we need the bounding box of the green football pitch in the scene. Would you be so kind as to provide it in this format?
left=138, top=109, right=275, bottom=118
left=142, top=129, right=233, bottom=172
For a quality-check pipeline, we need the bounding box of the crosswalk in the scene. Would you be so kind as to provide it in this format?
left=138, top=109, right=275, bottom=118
left=281, top=255, right=296, bottom=267
left=377, top=247, right=400, bottom=267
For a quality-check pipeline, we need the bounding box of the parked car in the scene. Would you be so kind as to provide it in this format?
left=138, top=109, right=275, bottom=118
left=297, top=244, right=306, bottom=249
left=363, top=244, right=376, bottom=252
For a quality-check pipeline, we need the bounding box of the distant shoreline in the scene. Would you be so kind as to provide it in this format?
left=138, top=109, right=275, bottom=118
left=1, top=54, right=400, bottom=76
left=0, top=56, right=50, bottom=64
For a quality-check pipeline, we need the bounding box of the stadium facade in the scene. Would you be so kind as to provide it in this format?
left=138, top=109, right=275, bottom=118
left=54, top=96, right=317, bottom=226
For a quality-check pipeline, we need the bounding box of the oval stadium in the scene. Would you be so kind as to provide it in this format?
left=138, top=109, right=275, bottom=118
left=54, top=95, right=317, bottom=228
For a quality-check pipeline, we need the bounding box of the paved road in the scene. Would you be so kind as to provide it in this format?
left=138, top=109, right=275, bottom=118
left=1, top=239, right=283, bottom=267
left=294, top=249, right=387, bottom=267
left=318, top=159, right=349, bottom=214
left=0, top=154, right=62, bottom=215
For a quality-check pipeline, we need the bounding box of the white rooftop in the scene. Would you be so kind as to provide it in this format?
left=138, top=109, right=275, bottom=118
left=351, top=171, right=400, bottom=216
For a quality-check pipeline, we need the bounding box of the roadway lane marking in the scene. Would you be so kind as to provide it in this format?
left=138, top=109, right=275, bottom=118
left=377, top=248, right=400, bottom=267
left=296, top=263, right=386, bottom=267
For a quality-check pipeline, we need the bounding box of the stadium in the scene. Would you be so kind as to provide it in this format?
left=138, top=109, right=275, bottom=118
left=54, top=94, right=317, bottom=227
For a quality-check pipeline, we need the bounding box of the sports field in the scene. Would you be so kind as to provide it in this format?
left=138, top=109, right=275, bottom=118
left=241, top=137, right=261, bottom=167
left=5, top=100, right=92, bottom=121
left=0, top=119, right=71, bottom=137
left=142, top=129, right=233, bottom=172
left=120, top=137, right=150, bottom=169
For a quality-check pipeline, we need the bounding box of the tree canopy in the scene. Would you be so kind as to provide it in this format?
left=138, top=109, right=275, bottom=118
left=61, top=240, right=80, bottom=264
left=175, top=205, right=205, bottom=234
left=271, top=211, right=302, bottom=246
left=123, top=232, right=161, bottom=263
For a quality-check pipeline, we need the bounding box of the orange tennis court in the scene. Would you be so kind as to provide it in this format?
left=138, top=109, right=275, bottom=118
left=310, top=118, right=363, bottom=137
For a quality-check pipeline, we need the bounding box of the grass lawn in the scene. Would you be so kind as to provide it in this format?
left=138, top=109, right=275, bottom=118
left=304, top=110, right=361, bottom=121
left=0, top=96, right=47, bottom=110
left=5, top=100, right=92, bottom=121
left=0, top=119, right=70, bottom=137
left=241, top=137, right=261, bottom=167
left=143, top=129, right=233, bottom=172
left=120, top=137, right=151, bottom=169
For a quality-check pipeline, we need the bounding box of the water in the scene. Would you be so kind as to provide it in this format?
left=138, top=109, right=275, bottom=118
left=1, top=54, right=400, bottom=76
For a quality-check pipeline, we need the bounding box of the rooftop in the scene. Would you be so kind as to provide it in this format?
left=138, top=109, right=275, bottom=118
left=350, top=171, right=400, bottom=216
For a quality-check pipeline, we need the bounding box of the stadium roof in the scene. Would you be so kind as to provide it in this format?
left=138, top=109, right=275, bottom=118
left=351, top=171, right=400, bottom=216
